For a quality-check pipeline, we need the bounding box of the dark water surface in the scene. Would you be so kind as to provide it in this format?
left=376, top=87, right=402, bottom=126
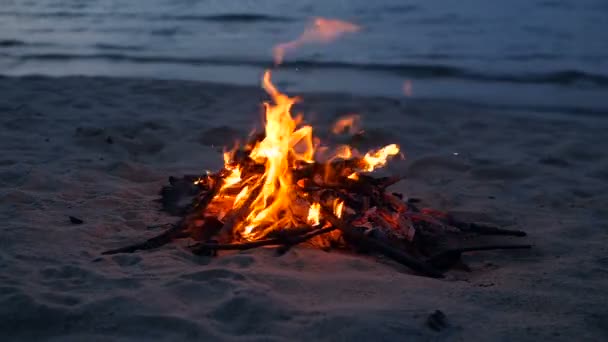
left=1, top=0, right=607, bottom=114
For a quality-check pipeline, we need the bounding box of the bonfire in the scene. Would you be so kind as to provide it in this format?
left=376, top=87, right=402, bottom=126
left=104, top=18, right=530, bottom=278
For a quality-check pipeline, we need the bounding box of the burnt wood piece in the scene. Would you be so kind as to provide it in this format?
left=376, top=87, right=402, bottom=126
left=160, top=175, right=210, bottom=216
left=426, top=310, right=448, bottom=331
left=69, top=216, right=84, bottom=224
left=293, top=158, right=363, bottom=181
left=102, top=176, right=224, bottom=255
left=215, top=181, right=263, bottom=242
left=321, top=208, right=444, bottom=278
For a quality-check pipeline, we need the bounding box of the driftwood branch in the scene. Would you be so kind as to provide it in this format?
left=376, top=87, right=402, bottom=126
left=102, top=176, right=224, bottom=255
left=321, top=208, right=444, bottom=278
left=464, top=223, right=527, bottom=237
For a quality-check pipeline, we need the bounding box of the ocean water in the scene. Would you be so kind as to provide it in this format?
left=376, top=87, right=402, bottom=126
left=1, top=0, right=607, bottom=114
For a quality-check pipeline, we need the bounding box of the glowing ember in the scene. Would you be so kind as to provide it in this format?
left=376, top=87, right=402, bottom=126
left=332, top=199, right=344, bottom=219
left=307, top=203, right=321, bottom=226
left=273, top=17, right=361, bottom=65
left=332, top=114, right=361, bottom=135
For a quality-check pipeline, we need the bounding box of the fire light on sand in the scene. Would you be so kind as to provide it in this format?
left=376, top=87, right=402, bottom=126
left=104, top=18, right=531, bottom=278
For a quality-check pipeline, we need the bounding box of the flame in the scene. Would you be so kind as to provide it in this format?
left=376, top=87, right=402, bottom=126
left=219, top=167, right=242, bottom=193
left=362, top=144, right=400, bottom=172
left=333, top=199, right=344, bottom=219
left=203, top=67, right=401, bottom=242
left=230, top=70, right=316, bottom=239
left=333, top=145, right=353, bottom=160
left=273, top=17, right=361, bottom=65
left=332, top=114, right=361, bottom=135
left=233, top=185, right=249, bottom=207
left=307, top=203, right=321, bottom=226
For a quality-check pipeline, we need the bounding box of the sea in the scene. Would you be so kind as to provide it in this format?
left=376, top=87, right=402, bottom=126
left=1, top=0, right=607, bottom=114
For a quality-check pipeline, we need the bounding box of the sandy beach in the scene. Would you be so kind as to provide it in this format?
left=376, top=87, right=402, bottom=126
left=0, top=75, right=607, bottom=341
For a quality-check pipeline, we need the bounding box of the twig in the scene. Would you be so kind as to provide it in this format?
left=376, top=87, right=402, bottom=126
left=465, top=223, right=527, bottom=237
left=191, top=238, right=282, bottom=253
left=191, top=225, right=336, bottom=255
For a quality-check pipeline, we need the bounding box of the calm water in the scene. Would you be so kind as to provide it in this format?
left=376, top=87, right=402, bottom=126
left=1, top=0, right=607, bottom=113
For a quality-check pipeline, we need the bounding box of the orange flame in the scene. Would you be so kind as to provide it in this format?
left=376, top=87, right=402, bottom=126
left=331, top=114, right=361, bottom=135
left=333, top=199, right=344, bottom=219
left=233, top=70, right=316, bottom=239
left=202, top=68, right=401, bottom=242
left=233, top=185, right=249, bottom=207
left=362, top=144, right=400, bottom=172
left=273, top=17, right=361, bottom=65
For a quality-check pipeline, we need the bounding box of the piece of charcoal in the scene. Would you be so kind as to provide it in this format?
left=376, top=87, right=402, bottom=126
left=69, top=216, right=84, bottom=224
left=426, top=310, right=448, bottom=331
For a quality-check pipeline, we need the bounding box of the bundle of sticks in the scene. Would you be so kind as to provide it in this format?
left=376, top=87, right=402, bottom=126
left=103, top=151, right=531, bottom=278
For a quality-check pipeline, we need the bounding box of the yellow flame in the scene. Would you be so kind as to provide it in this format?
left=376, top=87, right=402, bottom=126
left=223, top=151, right=232, bottom=165
left=332, top=199, right=344, bottom=219
left=243, top=225, right=254, bottom=238
left=230, top=70, right=317, bottom=239
left=233, top=185, right=249, bottom=207
left=362, top=144, right=400, bottom=172
left=307, top=202, right=321, bottom=226
left=221, top=167, right=242, bottom=189
left=273, top=17, right=361, bottom=65
left=205, top=67, right=401, bottom=242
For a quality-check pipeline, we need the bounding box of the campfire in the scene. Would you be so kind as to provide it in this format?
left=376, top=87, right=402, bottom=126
left=103, top=18, right=530, bottom=278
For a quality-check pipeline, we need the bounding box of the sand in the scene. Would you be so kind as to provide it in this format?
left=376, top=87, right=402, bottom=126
left=0, top=75, right=607, bottom=341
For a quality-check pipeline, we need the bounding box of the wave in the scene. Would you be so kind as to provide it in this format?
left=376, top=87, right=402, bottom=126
left=0, top=39, right=54, bottom=48
left=0, top=39, right=25, bottom=47
left=166, top=14, right=293, bottom=22
left=7, top=52, right=608, bottom=87
left=93, top=43, right=144, bottom=51
left=0, top=11, right=293, bottom=23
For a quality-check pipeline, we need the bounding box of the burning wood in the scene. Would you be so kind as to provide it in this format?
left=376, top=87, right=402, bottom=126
left=103, top=70, right=530, bottom=278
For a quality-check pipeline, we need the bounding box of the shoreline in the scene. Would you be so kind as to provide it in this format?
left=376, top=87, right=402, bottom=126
left=0, top=75, right=607, bottom=340
left=2, top=73, right=607, bottom=118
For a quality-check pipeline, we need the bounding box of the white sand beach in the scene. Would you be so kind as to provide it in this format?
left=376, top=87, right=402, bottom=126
left=0, top=75, right=607, bottom=341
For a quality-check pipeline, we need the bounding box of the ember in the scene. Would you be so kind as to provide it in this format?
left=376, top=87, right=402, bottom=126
left=104, top=71, right=530, bottom=278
